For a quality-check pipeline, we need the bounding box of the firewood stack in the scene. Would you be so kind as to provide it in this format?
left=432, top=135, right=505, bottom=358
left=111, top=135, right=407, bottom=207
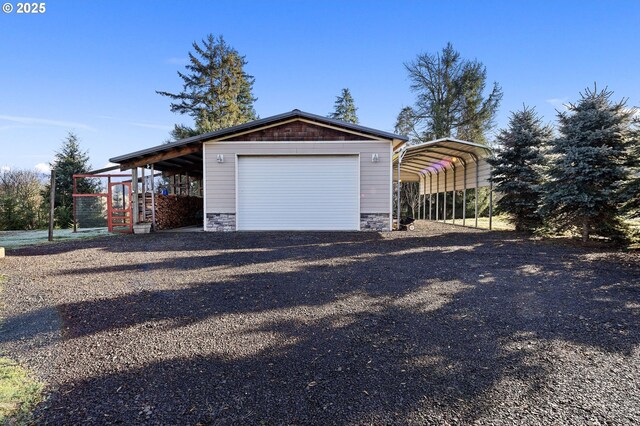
left=154, top=195, right=202, bottom=230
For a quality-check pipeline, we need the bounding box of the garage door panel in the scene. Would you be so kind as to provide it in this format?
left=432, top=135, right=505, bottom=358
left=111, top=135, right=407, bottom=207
left=237, top=155, right=359, bottom=231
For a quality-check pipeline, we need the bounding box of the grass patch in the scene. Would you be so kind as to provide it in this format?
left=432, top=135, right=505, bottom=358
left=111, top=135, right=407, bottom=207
left=0, top=227, right=113, bottom=250
left=0, top=275, right=44, bottom=425
left=474, top=215, right=515, bottom=231
left=474, top=215, right=640, bottom=248
left=627, top=218, right=640, bottom=249
left=426, top=215, right=515, bottom=231
left=0, top=359, right=43, bottom=425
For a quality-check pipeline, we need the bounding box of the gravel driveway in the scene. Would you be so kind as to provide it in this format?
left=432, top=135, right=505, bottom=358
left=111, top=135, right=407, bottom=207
left=1, top=221, right=639, bottom=425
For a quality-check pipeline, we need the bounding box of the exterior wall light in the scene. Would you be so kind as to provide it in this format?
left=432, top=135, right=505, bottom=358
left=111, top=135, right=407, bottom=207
left=371, top=153, right=379, bottom=163
left=216, top=154, right=224, bottom=163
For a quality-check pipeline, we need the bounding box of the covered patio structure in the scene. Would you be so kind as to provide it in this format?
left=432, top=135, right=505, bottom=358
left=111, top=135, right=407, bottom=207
left=393, top=138, right=494, bottom=229
left=109, top=138, right=204, bottom=228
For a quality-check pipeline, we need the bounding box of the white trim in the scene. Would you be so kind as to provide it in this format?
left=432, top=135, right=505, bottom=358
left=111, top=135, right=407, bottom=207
left=357, top=153, right=361, bottom=229
left=389, top=143, right=393, bottom=231
left=202, top=145, right=207, bottom=231
left=234, top=153, right=239, bottom=231
left=230, top=152, right=362, bottom=156
left=212, top=140, right=389, bottom=145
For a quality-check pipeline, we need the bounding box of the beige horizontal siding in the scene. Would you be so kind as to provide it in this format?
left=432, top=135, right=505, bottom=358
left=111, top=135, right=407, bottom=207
left=205, top=141, right=391, bottom=215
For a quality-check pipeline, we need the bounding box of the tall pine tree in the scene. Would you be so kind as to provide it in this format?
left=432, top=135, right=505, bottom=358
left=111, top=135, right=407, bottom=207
left=543, top=86, right=637, bottom=242
left=404, top=43, right=502, bottom=143
left=157, top=34, right=257, bottom=140
left=488, top=106, right=551, bottom=232
left=48, top=132, right=99, bottom=228
left=328, top=88, right=359, bottom=124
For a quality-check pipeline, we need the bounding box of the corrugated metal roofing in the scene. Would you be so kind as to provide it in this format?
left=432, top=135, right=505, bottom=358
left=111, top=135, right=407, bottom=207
left=394, top=137, right=492, bottom=176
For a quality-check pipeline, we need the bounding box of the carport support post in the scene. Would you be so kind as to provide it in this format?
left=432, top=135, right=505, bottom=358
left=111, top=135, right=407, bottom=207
left=463, top=162, right=467, bottom=226
left=435, top=172, right=440, bottom=221
left=429, top=173, right=433, bottom=221
left=419, top=175, right=423, bottom=219
left=452, top=163, right=456, bottom=225
left=150, top=164, right=156, bottom=230
left=422, top=174, right=426, bottom=220
left=475, top=159, right=479, bottom=228
left=443, top=168, right=447, bottom=223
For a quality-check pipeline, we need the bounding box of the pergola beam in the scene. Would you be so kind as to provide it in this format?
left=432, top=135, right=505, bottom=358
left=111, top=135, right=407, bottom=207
left=120, top=144, right=202, bottom=170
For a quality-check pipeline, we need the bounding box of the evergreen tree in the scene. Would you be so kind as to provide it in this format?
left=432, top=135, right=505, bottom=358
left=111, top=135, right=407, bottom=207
left=405, top=43, right=502, bottom=143
left=621, top=123, right=640, bottom=218
left=543, top=85, right=637, bottom=242
left=328, top=88, right=359, bottom=124
left=157, top=34, right=258, bottom=140
left=622, top=171, right=640, bottom=219
left=47, top=132, right=99, bottom=228
left=488, top=106, right=551, bottom=232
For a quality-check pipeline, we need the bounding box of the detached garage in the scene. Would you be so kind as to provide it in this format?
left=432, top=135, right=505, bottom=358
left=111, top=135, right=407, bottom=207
left=204, top=110, right=406, bottom=232
left=110, top=110, right=407, bottom=232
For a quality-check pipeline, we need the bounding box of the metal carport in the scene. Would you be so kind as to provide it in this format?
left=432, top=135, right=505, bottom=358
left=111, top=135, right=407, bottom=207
left=393, top=138, right=494, bottom=229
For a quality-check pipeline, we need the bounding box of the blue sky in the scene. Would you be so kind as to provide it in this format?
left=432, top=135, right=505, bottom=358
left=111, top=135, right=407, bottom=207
left=1, top=0, right=638, bottom=171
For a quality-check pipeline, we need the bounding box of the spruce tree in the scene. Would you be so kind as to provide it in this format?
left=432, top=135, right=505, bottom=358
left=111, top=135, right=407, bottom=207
left=48, top=132, right=98, bottom=228
left=405, top=43, right=502, bottom=143
left=621, top=123, right=640, bottom=218
left=328, top=88, right=359, bottom=124
left=488, top=106, right=550, bottom=232
left=543, top=86, right=637, bottom=242
left=157, top=34, right=258, bottom=140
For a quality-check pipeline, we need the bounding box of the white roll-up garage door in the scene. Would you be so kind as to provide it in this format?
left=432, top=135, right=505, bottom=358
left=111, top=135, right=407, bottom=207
left=237, top=155, right=359, bottom=231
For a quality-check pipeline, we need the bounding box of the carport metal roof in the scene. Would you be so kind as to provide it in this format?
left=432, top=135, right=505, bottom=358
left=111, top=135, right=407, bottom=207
left=393, top=137, right=492, bottom=181
left=393, top=137, right=494, bottom=229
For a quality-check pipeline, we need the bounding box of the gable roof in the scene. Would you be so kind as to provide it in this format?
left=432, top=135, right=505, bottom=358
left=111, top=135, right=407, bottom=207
left=110, top=109, right=408, bottom=165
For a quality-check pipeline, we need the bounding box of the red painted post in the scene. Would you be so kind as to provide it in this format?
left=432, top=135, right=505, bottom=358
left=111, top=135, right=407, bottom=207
left=73, top=175, right=77, bottom=233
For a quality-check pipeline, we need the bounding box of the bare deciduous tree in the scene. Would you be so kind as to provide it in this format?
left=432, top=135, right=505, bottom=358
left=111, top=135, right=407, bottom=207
left=0, top=168, right=47, bottom=230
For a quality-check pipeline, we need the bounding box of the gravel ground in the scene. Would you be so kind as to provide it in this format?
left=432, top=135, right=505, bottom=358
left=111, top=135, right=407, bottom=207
left=1, top=221, right=639, bottom=425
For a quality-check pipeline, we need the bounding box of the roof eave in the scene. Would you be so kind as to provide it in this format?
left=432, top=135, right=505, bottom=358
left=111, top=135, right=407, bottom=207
left=110, top=109, right=408, bottom=165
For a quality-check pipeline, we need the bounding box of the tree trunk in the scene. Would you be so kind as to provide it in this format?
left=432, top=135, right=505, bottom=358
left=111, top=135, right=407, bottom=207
left=582, top=218, right=590, bottom=243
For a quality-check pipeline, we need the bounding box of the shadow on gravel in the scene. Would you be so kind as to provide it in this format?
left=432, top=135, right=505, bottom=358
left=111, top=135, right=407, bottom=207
left=10, top=231, right=386, bottom=257
left=5, top=230, right=640, bottom=424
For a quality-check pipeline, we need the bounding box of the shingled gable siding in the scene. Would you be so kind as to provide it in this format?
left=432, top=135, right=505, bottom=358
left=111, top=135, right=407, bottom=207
left=223, top=121, right=373, bottom=141
left=204, top=120, right=392, bottom=231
